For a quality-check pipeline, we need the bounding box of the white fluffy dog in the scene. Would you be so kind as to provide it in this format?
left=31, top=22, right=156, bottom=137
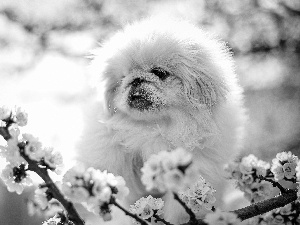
left=78, top=17, right=246, bottom=224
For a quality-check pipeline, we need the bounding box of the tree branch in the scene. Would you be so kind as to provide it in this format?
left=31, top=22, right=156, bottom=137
left=258, top=176, right=287, bottom=194
left=0, top=126, right=85, bottom=225
left=111, top=197, right=149, bottom=225
left=173, top=193, right=198, bottom=224
left=153, top=214, right=174, bottom=225
left=232, top=189, right=297, bottom=221
left=0, top=127, right=11, bottom=141
left=181, top=189, right=298, bottom=225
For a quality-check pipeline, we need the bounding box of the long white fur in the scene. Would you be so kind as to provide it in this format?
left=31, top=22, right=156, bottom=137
left=78, top=17, right=247, bottom=224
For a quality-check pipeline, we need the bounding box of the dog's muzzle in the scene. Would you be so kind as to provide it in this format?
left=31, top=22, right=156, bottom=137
left=128, top=78, right=155, bottom=110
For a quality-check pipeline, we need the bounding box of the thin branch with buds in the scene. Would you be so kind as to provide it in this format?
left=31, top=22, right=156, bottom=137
left=232, top=189, right=297, bottom=221
left=153, top=214, right=174, bottom=225
left=110, top=197, right=149, bottom=225
left=173, top=193, right=198, bottom=224
left=258, top=175, right=287, bottom=194
left=181, top=189, right=298, bottom=225
left=0, top=124, right=85, bottom=225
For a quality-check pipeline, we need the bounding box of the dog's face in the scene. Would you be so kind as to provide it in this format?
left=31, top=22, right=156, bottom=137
left=111, top=41, right=187, bottom=121
left=91, top=18, right=233, bottom=123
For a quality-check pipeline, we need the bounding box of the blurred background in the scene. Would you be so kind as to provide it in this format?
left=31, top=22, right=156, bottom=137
left=0, top=0, right=300, bottom=224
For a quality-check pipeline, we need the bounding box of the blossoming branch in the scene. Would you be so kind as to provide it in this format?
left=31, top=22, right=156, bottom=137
left=1, top=105, right=300, bottom=225
left=0, top=106, right=84, bottom=225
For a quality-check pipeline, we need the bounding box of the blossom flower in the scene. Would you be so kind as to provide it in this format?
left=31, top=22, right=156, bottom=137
left=240, top=155, right=270, bottom=177
left=296, top=162, right=300, bottom=184
left=130, top=195, right=164, bottom=224
left=225, top=155, right=272, bottom=203
left=114, top=175, right=130, bottom=200
left=13, top=106, right=28, bottom=127
left=0, top=138, right=24, bottom=165
left=226, top=155, right=270, bottom=181
left=224, top=162, right=242, bottom=180
left=179, top=176, right=216, bottom=212
left=252, top=203, right=296, bottom=225
left=62, top=185, right=90, bottom=204
left=265, top=214, right=285, bottom=225
left=101, top=212, right=112, bottom=221
left=43, top=147, right=63, bottom=173
left=163, top=169, right=184, bottom=190
left=279, top=203, right=293, bottom=215
left=271, top=165, right=285, bottom=181
left=7, top=123, right=20, bottom=140
left=22, top=133, right=44, bottom=161
left=243, top=181, right=273, bottom=203
left=27, top=200, right=41, bottom=217
left=0, top=120, right=5, bottom=127
left=28, top=197, right=63, bottom=219
left=34, top=187, right=51, bottom=210
left=256, top=160, right=272, bottom=177
left=0, top=105, right=11, bottom=120
left=92, top=180, right=112, bottom=202
left=0, top=163, right=32, bottom=194
left=246, top=216, right=260, bottom=225
left=204, top=208, right=241, bottom=225
left=42, top=217, right=61, bottom=225
left=62, top=165, right=94, bottom=204
left=141, top=148, right=198, bottom=193
left=271, top=152, right=298, bottom=181
left=283, top=163, right=297, bottom=180
left=239, top=154, right=259, bottom=174
left=61, top=165, right=129, bottom=221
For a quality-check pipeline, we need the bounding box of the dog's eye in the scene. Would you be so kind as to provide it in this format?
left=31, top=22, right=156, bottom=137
left=150, top=67, right=170, bottom=81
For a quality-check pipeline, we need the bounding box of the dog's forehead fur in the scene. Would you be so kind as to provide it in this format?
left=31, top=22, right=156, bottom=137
left=91, top=17, right=234, bottom=81
left=101, top=27, right=186, bottom=79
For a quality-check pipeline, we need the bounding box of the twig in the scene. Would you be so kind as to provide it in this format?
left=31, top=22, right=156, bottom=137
left=153, top=214, right=174, bottom=225
left=232, top=189, right=297, bottom=221
left=258, top=176, right=287, bottom=194
left=110, top=197, right=149, bottom=225
left=0, top=127, right=11, bottom=140
left=181, top=189, right=298, bottom=225
left=284, top=177, right=297, bottom=183
left=0, top=126, right=85, bottom=225
left=181, top=218, right=207, bottom=225
left=173, top=193, right=198, bottom=224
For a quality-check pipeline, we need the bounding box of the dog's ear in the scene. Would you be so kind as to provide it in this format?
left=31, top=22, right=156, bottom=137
left=177, top=41, right=230, bottom=110
left=194, top=74, right=222, bottom=107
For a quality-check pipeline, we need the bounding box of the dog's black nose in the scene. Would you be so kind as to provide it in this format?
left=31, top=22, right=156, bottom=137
left=128, top=79, right=153, bottom=110
left=130, top=78, right=145, bottom=88
left=150, top=67, right=170, bottom=81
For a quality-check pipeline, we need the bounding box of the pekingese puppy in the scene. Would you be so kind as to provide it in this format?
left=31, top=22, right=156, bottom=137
left=78, top=17, right=247, bottom=224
